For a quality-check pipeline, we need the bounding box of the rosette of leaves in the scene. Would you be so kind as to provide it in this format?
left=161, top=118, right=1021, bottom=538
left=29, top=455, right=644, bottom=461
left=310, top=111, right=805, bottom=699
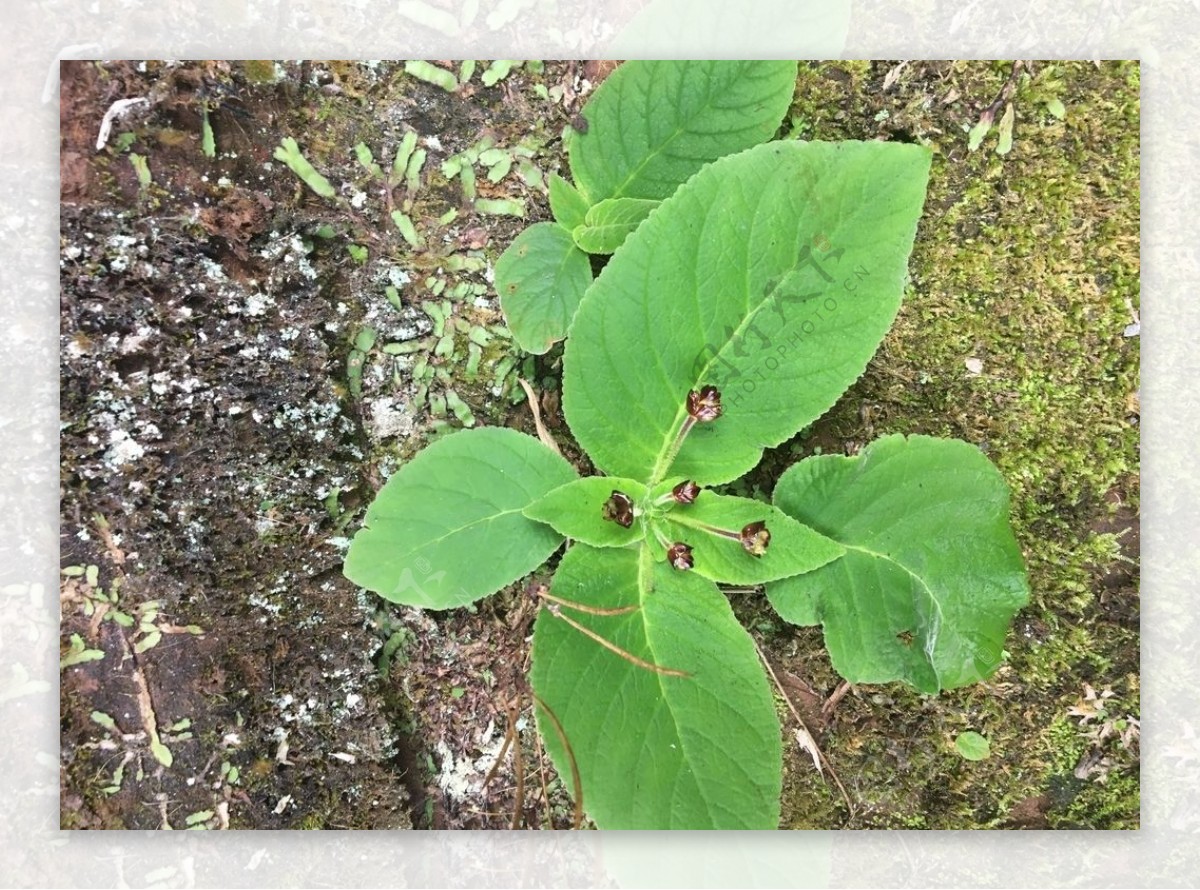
left=495, top=60, right=798, bottom=354
left=345, top=134, right=1029, bottom=828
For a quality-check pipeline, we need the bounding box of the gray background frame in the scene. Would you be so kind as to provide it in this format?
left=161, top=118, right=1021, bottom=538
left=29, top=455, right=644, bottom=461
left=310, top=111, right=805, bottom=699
left=3, top=0, right=1177, bottom=885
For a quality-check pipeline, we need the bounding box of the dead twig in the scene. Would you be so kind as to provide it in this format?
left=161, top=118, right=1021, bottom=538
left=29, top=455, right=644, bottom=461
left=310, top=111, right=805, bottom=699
left=482, top=703, right=517, bottom=790
left=518, top=377, right=562, bottom=456
left=533, top=693, right=583, bottom=829
left=753, top=639, right=853, bottom=818
left=822, top=679, right=852, bottom=721
left=509, top=699, right=525, bottom=830
left=115, top=627, right=175, bottom=770
left=535, top=728, right=553, bottom=829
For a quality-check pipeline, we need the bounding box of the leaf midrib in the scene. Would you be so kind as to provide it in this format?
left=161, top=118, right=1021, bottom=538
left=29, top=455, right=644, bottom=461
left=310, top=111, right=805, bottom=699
left=632, top=543, right=737, bottom=827
left=646, top=268, right=795, bottom=486
left=384, top=506, right=527, bottom=567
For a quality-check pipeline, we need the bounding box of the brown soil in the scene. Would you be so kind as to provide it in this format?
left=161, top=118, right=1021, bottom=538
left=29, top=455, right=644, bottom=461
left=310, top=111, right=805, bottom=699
left=58, top=59, right=594, bottom=830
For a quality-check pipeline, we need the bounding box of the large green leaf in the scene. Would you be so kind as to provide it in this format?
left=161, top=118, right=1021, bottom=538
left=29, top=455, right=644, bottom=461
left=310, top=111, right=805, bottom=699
left=343, top=428, right=577, bottom=609
left=495, top=222, right=593, bottom=355
left=766, top=435, right=1030, bottom=693
left=531, top=544, right=781, bottom=828
left=562, top=139, right=932, bottom=486
left=652, top=491, right=843, bottom=585
left=523, top=476, right=647, bottom=548
left=572, top=197, right=660, bottom=254
left=567, top=60, right=798, bottom=204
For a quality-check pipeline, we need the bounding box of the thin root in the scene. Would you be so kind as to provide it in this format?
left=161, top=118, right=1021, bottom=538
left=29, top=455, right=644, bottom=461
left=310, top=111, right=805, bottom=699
left=483, top=701, right=517, bottom=790
left=753, top=639, right=853, bottom=818
left=509, top=699, right=525, bottom=829
left=822, top=679, right=852, bottom=721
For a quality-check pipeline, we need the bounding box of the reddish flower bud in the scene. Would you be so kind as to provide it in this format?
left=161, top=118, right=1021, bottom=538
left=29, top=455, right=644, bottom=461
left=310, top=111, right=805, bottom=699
left=601, top=490, right=635, bottom=528
left=671, top=480, right=701, bottom=505
left=740, top=521, right=771, bottom=557
left=667, top=542, right=694, bottom=571
left=686, top=386, right=723, bottom=422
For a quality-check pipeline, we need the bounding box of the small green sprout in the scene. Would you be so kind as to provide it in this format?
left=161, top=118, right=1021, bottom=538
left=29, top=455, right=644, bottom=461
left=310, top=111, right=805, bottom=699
left=273, top=137, right=337, bottom=199
left=61, top=634, right=105, bottom=669
left=129, top=153, right=152, bottom=189
left=474, top=197, right=525, bottom=217
left=393, top=131, right=418, bottom=181
left=90, top=711, right=117, bottom=731
left=995, top=103, right=1015, bottom=155
left=354, top=142, right=384, bottom=179
left=404, top=148, right=427, bottom=194
left=481, top=60, right=521, bottom=87
left=404, top=60, right=458, bottom=93
left=391, top=211, right=421, bottom=249
left=201, top=106, right=216, bottom=157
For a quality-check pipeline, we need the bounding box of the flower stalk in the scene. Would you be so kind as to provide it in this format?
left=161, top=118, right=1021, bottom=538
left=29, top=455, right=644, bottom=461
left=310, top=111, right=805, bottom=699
left=658, top=386, right=723, bottom=480
left=688, top=519, right=772, bottom=558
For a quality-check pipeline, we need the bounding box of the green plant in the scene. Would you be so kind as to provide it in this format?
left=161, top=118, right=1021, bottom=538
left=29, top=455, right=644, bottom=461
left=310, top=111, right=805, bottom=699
left=344, top=61, right=1030, bottom=829
left=495, top=60, right=798, bottom=354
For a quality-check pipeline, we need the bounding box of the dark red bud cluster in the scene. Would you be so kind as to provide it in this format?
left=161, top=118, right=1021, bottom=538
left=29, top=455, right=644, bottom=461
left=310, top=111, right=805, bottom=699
left=686, top=386, right=723, bottom=423
left=601, top=491, right=635, bottom=528
left=671, top=480, right=701, bottom=505
left=667, top=542, right=694, bottom=571
left=739, top=521, right=771, bottom=557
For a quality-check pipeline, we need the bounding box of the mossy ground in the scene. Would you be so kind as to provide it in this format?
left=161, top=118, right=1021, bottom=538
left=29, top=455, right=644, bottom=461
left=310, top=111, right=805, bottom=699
left=59, top=60, right=1138, bottom=829
left=761, top=60, right=1139, bottom=829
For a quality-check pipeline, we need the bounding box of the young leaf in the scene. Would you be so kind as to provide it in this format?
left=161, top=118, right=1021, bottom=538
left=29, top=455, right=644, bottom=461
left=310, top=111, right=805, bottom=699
left=523, top=476, right=648, bottom=548
left=572, top=197, right=660, bottom=254
left=548, top=173, right=590, bottom=230
left=766, top=434, right=1030, bottom=693
left=567, top=60, right=797, bottom=203
left=563, top=139, right=932, bottom=486
left=495, top=222, right=593, bottom=355
left=653, top=491, right=843, bottom=585
left=955, top=731, right=991, bottom=761
left=531, top=544, right=781, bottom=828
left=344, top=428, right=578, bottom=609
left=995, top=102, right=1015, bottom=156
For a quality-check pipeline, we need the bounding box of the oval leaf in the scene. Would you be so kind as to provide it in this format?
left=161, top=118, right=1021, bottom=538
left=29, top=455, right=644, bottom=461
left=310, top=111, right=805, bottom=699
left=523, top=476, right=648, bottom=548
left=563, top=139, right=932, bottom=486
left=568, top=60, right=798, bottom=203
left=531, top=544, right=781, bottom=828
left=572, top=197, right=660, bottom=254
left=766, top=435, right=1030, bottom=693
left=495, top=222, right=593, bottom=355
left=344, top=428, right=577, bottom=608
left=955, top=731, right=991, bottom=761
left=548, top=173, right=590, bottom=230
left=652, top=491, right=843, bottom=585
